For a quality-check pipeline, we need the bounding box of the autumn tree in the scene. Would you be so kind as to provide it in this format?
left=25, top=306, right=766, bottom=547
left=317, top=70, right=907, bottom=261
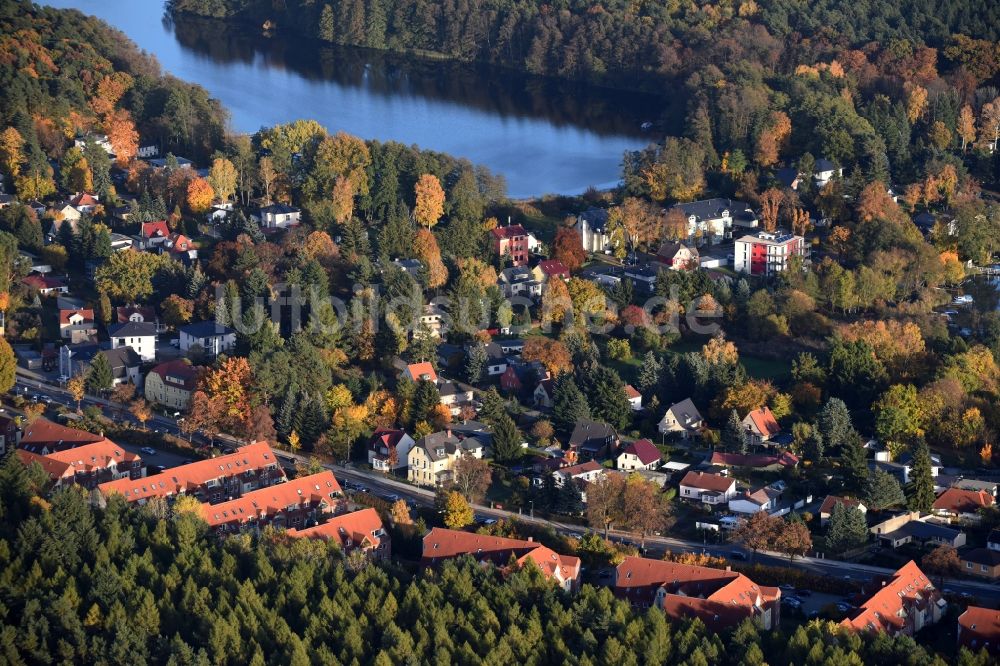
left=586, top=473, right=626, bottom=539
left=208, top=157, right=237, bottom=202
left=258, top=156, right=276, bottom=204
left=105, top=109, right=138, bottom=165
left=541, top=277, right=571, bottom=325
left=95, top=249, right=165, bottom=303
left=643, top=137, right=705, bottom=201
left=331, top=175, right=356, bottom=223
left=66, top=374, right=85, bottom=412
left=552, top=226, right=586, bottom=272
left=905, top=84, right=928, bottom=123
left=622, top=474, right=670, bottom=548
left=979, top=97, right=1000, bottom=148
left=0, top=337, right=14, bottom=395
left=922, top=545, right=960, bottom=586
left=0, top=127, right=24, bottom=179
left=522, top=337, right=572, bottom=376
left=186, top=177, right=215, bottom=215
left=774, top=518, right=812, bottom=561
left=413, top=228, right=447, bottom=288
left=130, top=398, right=152, bottom=430
left=755, top=111, right=791, bottom=167
left=759, top=188, right=783, bottom=232
left=414, top=174, right=445, bottom=228
left=199, top=357, right=255, bottom=433
left=451, top=453, right=492, bottom=502
left=958, top=105, right=976, bottom=151
left=162, top=294, right=195, bottom=329
left=443, top=491, right=473, bottom=529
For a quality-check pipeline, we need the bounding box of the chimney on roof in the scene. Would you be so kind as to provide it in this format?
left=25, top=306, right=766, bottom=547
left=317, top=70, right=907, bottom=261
left=528, top=536, right=533, bottom=542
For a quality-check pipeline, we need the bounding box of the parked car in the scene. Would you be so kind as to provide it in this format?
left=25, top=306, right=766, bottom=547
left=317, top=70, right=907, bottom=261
left=140, top=447, right=157, bottom=455
left=730, top=550, right=748, bottom=561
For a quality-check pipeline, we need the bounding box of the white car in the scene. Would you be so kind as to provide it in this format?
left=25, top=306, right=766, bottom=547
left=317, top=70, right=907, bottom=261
left=140, top=447, right=157, bottom=455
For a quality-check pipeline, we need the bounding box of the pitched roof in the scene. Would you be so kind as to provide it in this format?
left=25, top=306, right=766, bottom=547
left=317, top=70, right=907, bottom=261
left=16, top=450, right=73, bottom=480
left=59, top=308, right=95, bottom=325
left=69, top=192, right=99, bottom=207
left=179, top=320, right=236, bottom=338
left=555, top=461, right=603, bottom=477
left=22, top=274, right=66, bottom=291
left=405, top=362, right=437, bottom=382
left=743, top=406, right=781, bottom=437
left=680, top=471, right=735, bottom=493
left=657, top=241, right=697, bottom=261
left=260, top=202, right=300, bottom=215
left=621, top=439, right=660, bottom=466
left=140, top=221, right=170, bottom=238
left=537, top=259, right=569, bottom=276
left=107, top=320, right=157, bottom=338
left=368, top=428, right=409, bottom=452
left=148, top=359, right=200, bottom=391
left=490, top=224, right=527, bottom=240
left=958, top=606, right=1000, bottom=654
left=614, top=556, right=779, bottom=628
left=933, top=487, right=995, bottom=514
left=841, top=561, right=940, bottom=634
left=819, top=495, right=864, bottom=516
left=624, top=384, right=641, bottom=400
left=568, top=419, right=616, bottom=450
left=286, top=507, right=386, bottom=550
left=664, top=398, right=702, bottom=427
left=116, top=305, right=156, bottom=324
left=414, top=431, right=460, bottom=461
left=960, top=548, right=1000, bottom=567
left=99, top=442, right=279, bottom=501
left=422, top=528, right=579, bottom=584
left=201, top=471, right=342, bottom=528
left=710, top=451, right=799, bottom=468
left=20, top=418, right=104, bottom=450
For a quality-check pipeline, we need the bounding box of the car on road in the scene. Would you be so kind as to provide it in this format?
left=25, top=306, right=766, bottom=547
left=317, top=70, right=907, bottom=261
left=482, top=518, right=498, bottom=526
left=140, top=447, right=157, bottom=455
left=835, top=602, right=853, bottom=613
left=730, top=550, right=748, bottom=561
left=568, top=532, right=583, bottom=540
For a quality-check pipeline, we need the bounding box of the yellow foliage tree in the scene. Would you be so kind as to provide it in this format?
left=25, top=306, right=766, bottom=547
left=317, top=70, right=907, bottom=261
left=186, top=177, right=215, bottom=215
left=414, top=174, right=445, bottom=228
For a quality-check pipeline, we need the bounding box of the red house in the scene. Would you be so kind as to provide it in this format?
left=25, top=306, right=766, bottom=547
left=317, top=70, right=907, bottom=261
left=491, top=224, right=530, bottom=267
left=734, top=230, right=805, bottom=276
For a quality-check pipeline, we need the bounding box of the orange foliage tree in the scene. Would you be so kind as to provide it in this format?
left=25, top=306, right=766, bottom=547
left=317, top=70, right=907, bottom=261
left=755, top=111, right=791, bottom=167
left=759, top=188, right=783, bottom=232
left=522, top=337, right=573, bottom=376
left=105, top=109, right=138, bottom=166
left=414, top=174, right=445, bottom=228
left=186, top=177, right=215, bottom=215
left=552, top=226, right=586, bottom=272
left=413, top=228, right=447, bottom=288
left=199, top=356, right=255, bottom=433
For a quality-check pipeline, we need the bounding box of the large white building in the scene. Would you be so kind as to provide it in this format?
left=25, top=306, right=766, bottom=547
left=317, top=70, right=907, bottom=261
left=734, top=230, right=806, bottom=275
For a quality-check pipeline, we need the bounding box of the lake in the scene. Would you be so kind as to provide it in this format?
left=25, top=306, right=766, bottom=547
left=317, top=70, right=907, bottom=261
left=44, top=0, right=669, bottom=198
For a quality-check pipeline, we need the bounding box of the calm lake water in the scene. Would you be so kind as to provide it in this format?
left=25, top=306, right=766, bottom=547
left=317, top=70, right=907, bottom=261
left=44, top=0, right=668, bottom=198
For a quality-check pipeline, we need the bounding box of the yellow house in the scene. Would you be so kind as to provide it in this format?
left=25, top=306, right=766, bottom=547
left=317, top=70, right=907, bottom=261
left=144, top=359, right=201, bottom=411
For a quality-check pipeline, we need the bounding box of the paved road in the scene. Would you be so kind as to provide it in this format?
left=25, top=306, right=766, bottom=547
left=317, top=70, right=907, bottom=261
left=15, top=369, right=1000, bottom=605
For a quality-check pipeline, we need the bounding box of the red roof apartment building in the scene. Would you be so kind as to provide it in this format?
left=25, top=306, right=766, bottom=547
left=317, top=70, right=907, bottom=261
left=490, top=224, right=530, bottom=267
left=614, top=556, right=781, bottom=631
left=287, top=507, right=390, bottom=560
left=98, top=442, right=285, bottom=504
left=958, top=605, right=1000, bottom=655
left=200, top=470, right=343, bottom=533
left=734, top=230, right=805, bottom=276
left=19, top=418, right=104, bottom=454
left=841, top=561, right=946, bottom=636
left=17, top=439, right=144, bottom=489
left=422, top=528, right=581, bottom=592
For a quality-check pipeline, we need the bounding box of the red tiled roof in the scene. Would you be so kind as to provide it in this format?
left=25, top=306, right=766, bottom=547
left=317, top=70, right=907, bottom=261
left=405, top=362, right=437, bottom=383
left=624, top=384, right=641, bottom=399
left=490, top=224, right=527, bottom=240
left=116, top=306, right=156, bottom=324
left=16, top=449, right=73, bottom=480
left=614, top=556, right=779, bottom=629
left=622, top=439, right=661, bottom=466
left=958, top=605, right=1000, bottom=654
left=201, top=471, right=342, bottom=528
left=537, top=259, right=569, bottom=276
left=422, top=528, right=579, bottom=585
left=287, top=507, right=385, bottom=550
left=710, top=451, right=799, bottom=468
left=819, top=495, right=864, bottom=516
left=169, top=233, right=195, bottom=251
left=20, top=418, right=104, bottom=449
left=841, top=561, right=940, bottom=634
left=141, top=221, right=170, bottom=238
left=69, top=192, right=98, bottom=207
left=680, top=471, right=735, bottom=493
left=44, top=439, right=140, bottom=471
left=368, top=428, right=407, bottom=452
left=22, top=274, right=65, bottom=291
left=556, top=461, right=603, bottom=477
left=99, top=442, right=279, bottom=502
left=744, top=406, right=781, bottom=437
left=59, top=308, right=95, bottom=325
left=933, top=488, right=995, bottom=514
left=148, top=359, right=201, bottom=391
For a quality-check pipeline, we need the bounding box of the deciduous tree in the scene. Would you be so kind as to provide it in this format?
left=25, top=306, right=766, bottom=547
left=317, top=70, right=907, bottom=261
left=451, top=453, right=492, bottom=502
left=414, top=174, right=445, bottom=228
left=552, top=226, right=586, bottom=272
left=443, top=491, right=473, bottom=529
left=186, top=177, right=214, bottom=215
left=586, top=473, right=626, bottom=539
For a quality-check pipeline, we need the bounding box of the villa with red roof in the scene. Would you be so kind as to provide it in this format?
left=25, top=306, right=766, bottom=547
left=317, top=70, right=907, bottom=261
left=403, top=362, right=437, bottom=383
left=841, top=561, right=945, bottom=636
left=933, top=487, right=995, bottom=522
left=616, top=439, right=661, bottom=472
left=200, top=471, right=343, bottom=533
left=614, top=556, right=780, bottom=630
left=17, top=438, right=144, bottom=489
left=422, top=528, right=581, bottom=591
left=958, top=605, right=1000, bottom=654
left=22, top=274, right=68, bottom=296
left=742, top=406, right=781, bottom=444
left=98, top=442, right=285, bottom=504
left=59, top=308, right=96, bottom=343
left=679, top=471, right=738, bottom=507
left=288, top=507, right=390, bottom=560
left=68, top=192, right=99, bottom=212
left=531, top=259, right=570, bottom=283
left=490, top=224, right=529, bottom=267
left=367, top=427, right=415, bottom=472
left=138, top=221, right=171, bottom=249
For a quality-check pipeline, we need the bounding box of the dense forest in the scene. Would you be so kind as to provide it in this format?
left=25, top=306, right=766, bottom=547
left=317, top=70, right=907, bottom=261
left=0, top=452, right=993, bottom=665
left=168, top=0, right=1000, bottom=89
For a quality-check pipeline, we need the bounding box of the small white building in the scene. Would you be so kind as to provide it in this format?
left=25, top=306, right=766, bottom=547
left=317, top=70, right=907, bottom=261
left=257, top=203, right=301, bottom=229
left=179, top=321, right=237, bottom=356
left=728, top=483, right=785, bottom=515
left=679, top=471, right=737, bottom=507
left=616, top=439, right=660, bottom=472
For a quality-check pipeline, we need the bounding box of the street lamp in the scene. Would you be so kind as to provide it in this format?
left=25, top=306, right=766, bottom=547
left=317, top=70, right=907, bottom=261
left=529, top=500, right=534, bottom=519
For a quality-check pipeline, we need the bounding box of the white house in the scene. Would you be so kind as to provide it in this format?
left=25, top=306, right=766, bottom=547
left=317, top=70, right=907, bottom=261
left=574, top=208, right=612, bottom=254
left=552, top=461, right=605, bottom=487
left=257, top=203, right=301, bottom=229
left=728, top=482, right=786, bottom=515
left=179, top=321, right=237, bottom=356
left=679, top=471, right=737, bottom=507
left=368, top=428, right=416, bottom=471
left=658, top=398, right=703, bottom=438
left=624, top=384, right=643, bottom=411
left=107, top=321, right=157, bottom=362
left=813, top=158, right=842, bottom=187
left=669, top=198, right=758, bottom=242
left=616, top=439, right=661, bottom=472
